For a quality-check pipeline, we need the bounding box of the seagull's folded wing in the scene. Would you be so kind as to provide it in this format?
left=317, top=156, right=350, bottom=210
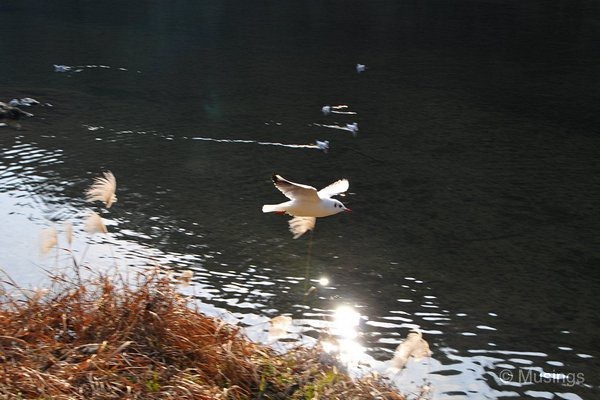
left=273, top=174, right=319, bottom=201
left=288, top=216, right=316, bottom=239
left=318, top=179, right=349, bottom=198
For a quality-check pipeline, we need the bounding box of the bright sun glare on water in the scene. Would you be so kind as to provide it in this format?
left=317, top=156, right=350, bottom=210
left=324, top=305, right=366, bottom=366
left=318, top=276, right=329, bottom=286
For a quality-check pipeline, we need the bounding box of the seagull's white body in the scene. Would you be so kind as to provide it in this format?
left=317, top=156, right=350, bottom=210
left=266, top=196, right=343, bottom=218
left=263, top=174, right=351, bottom=238
left=262, top=174, right=350, bottom=217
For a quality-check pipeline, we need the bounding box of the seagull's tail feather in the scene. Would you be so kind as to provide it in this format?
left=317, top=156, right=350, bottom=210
left=262, top=204, right=284, bottom=213
left=288, top=217, right=316, bottom=239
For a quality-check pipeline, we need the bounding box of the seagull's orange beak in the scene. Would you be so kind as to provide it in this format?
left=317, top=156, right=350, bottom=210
left=344, top=207, right=352, bottom=213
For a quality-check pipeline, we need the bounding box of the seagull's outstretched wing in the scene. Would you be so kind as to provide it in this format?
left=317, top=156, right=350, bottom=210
left=288, top=216, right=316, bottom=239
left=318, top=179, right=349, bottom=198
left=272, top=174, right=319, bottom=201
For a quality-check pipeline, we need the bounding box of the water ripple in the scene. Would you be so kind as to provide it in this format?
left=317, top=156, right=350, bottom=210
left=0, top=136, right=594, bottom=399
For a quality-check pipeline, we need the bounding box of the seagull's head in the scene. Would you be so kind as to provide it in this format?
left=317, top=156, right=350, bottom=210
left=332, top=199, right=352, bottom=214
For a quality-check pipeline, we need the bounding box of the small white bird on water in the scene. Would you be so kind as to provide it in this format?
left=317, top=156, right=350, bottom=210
left=315, top=140, right=329, bottom=153
left=263, top=174, right=351, bottom=238
left=345, top=122, right=359, bottom=137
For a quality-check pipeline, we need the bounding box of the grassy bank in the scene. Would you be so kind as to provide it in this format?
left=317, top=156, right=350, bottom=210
left=0, top=270, right=405, bottom=399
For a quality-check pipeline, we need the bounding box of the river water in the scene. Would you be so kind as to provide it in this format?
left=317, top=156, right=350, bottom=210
left=1, top=1, right=599, bottom=398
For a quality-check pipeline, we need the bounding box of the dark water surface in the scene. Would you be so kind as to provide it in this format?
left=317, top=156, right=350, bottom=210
left=1, top=1, right=599, bottom=398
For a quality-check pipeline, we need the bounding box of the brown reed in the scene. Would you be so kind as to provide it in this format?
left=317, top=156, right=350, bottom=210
left=0, top=269, right=405, bottom=400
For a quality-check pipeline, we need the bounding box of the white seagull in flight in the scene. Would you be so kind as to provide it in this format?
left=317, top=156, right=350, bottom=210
left=262, top=174, right=351, bottom=238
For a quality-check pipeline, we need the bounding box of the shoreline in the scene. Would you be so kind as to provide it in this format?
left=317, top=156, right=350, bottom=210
left=0, top=269, right=413, bottom=399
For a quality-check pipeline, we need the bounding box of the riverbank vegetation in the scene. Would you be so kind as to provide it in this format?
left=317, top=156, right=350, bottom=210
left=0, top=269, right=406, bottom=399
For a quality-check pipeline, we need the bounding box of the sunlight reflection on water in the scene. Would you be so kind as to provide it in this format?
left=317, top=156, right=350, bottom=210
left=329, top=305, right=367, bottom=366
left=0, top=126, right=593, bottom=399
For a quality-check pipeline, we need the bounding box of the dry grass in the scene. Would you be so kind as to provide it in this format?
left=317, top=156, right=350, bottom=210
left=0, top=270, right=405, bottom=400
